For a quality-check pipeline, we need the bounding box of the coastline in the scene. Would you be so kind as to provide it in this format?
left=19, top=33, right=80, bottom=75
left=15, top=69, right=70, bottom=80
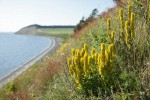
left=0, top=37, right=60, bottom=88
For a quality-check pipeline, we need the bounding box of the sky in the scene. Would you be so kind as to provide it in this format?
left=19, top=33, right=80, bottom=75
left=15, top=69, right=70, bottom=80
left=0, top=0, right=115, bottom=32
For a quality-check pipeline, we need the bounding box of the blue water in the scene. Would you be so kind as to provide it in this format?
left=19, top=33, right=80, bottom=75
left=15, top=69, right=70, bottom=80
left=0, top=33, right=52, bottom=80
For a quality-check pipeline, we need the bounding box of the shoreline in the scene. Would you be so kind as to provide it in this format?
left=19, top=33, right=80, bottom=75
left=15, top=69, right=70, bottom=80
left=0, top=37, right=60, bottom=88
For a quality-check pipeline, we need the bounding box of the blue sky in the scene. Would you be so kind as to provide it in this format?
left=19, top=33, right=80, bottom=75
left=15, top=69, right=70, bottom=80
left=0, top=0, right=115, bottom=32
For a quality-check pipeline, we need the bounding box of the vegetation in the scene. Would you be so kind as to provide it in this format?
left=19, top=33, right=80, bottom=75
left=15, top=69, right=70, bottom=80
left=74, top=8, right=98, bottom=33
left=0, top=0, right=150, bottom=99
left=66, top=1, right=150, bottom=99
left=16, top=24, right=74, bottom=42
left=38, top=28, right=74, bottom=42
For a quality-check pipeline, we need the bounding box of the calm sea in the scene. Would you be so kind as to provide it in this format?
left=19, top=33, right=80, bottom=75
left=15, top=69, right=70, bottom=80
left=0, top=33, right=52, bottom=80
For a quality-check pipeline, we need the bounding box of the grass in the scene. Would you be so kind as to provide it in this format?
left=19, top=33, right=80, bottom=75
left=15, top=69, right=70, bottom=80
left=0, top=28, right=74, bottom=99
left=0, top=0, right=150, bottom=99
left=37, top=28, right=74, bottom=42
left=39, top=28, right=74, bottom=34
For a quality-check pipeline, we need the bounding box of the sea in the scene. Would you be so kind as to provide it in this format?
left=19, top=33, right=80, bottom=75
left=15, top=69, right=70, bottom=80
left=0, top=33, right=52, bottom=81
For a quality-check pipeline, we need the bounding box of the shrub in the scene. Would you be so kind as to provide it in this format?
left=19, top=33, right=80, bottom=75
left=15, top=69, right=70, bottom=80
left=67, top=1, right=150, bottom=98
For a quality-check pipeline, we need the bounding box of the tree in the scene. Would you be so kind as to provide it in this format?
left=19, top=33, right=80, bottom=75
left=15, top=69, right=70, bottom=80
left=74, top=8, right=98, bottom=33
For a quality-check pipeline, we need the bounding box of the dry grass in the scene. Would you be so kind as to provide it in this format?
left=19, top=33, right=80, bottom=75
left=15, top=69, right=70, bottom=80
left=0, top=55, right=63, bottom=99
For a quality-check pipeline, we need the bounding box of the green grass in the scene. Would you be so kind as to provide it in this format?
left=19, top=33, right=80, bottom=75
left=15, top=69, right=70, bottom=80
left=39, top=28, right=74, bottom=34
left=37, top=28, right=74, bottom=42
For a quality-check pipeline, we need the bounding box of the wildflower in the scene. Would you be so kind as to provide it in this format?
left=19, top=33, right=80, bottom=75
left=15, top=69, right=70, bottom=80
left=119, top=8, right=124, bottom=31
left=130, top=12, right=135, bottom=38
left=101, top=43, right=105, bottom=63
left=125, top=21, right=130, bottom=44
left=84, top=44, right=88, bottom=52
left=67, top=58, right=72, bottom=67
left=107, top=18, right=111, bottom=38
left=72, top=48, right=75, bottom=56
left=111, top=31, right=115, bottom=43
left=91, top=48, right=95, bottom=55
left=88, top=56, right=92, bottom=64
left=128, top=5, right=131, bottom=21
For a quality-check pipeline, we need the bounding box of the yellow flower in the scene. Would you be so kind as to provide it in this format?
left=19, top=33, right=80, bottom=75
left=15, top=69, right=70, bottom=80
left=101, top=43, right=105, bottom=63
left=98, top=54, right=102, bottom=65
left=130, top=12, right=135, bottom=38
left=128, top=5, right=131, bottom=21
left=76, top=67, right=81, bottom=84
left=72, top=48, right=75, bottom=56
left=98, top=64, right=103, bottom=75
left=107, top=51, right=111, bottom=67
left=72, top=56, right=75, bottom=63
left=69, top=65, right=74, bottom=75
left=88, top=56, right=92, bottom=65
left=101, top=43, right=105, bottom=55
left=80, top=57, right=84, bottom=68
left=107, top=18, right=111, bottom=38
left=119, top=8, right=124, bottom=31
left=108, top=43, right=115, bottom=59
left=84, top=44, right=88, bottom=52
left=107, top=18, right=111, bottom=31
left=76, top=50, right=81, bottom=59
left=95, top=53, right=98, bottom=62
left=119, top=8, right=123, bottom=21
left=111, top=31, right=115, bottom=43
left=83, top=53, right=89, bottom=75
left=74, top=57, right=79, bottom=66
left=91, top=48, right=95, bottom=55
left=67, top=58, right=72, bottom=67
left=75, top=49, right=79, bottom=56
left=125, top=21, right=130, bottom=44
left=105, top=50, right=108, bottom=61
left=80, top=48, right=85, bottom=57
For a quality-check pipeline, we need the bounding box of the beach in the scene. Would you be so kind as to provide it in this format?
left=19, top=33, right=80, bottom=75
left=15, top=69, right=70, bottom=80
left=0, top=37, right=60, bottom=88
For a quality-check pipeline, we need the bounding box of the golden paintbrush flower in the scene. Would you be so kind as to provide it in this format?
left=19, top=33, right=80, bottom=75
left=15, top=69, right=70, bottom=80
left=107, top=18, right=111, bottom=31
left=101, top=43, right=105, bottom=63
left=107, top=18, right=111, bottom=38
left=72, top=48, right=75, bottom=56
left=69, top=65, right=74, bottom=75
left=88, top=56, right=92, bottom=65
left=80, top=48, right=85, bottom=57
left=105, top=50, right=108, bottom=61
left=84, top=44, right=88, bottom=52
left=74, top=57, right=79, bottom=66
left=119, top=8, right=124, bottom=32
left=125, top=21, right=130, bottom=44
left=76, top=67, right=81, bottom=84
left=131, top=12, right=135, bottom=38
left=94, top=53, right=98, bottom=62
left=128, top=5, right=131, bottom=21
left=119, top=8, right=123, bottom=21
left=108, top=43, right=115, bottom=59
left=98, top=64, right=103, bottom=75
left=67, top=58, right=72, bottom=67
left=91, top=48, right=95, bottom=55
left=111, top=31, right=115, bottom=43
left=98, top=54, right=101, bottom=65
left=83, top=52, right=88, bottom=73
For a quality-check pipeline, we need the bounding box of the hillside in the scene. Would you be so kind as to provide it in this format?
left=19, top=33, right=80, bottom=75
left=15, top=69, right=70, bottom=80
left=15, top=24, right=75, bottom=35
left=0, top=0, right=150, bottom=99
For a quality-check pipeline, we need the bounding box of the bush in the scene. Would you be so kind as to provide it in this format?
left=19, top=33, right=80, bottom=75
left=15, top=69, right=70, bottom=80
left=67, top=1, right=150, bottom=99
